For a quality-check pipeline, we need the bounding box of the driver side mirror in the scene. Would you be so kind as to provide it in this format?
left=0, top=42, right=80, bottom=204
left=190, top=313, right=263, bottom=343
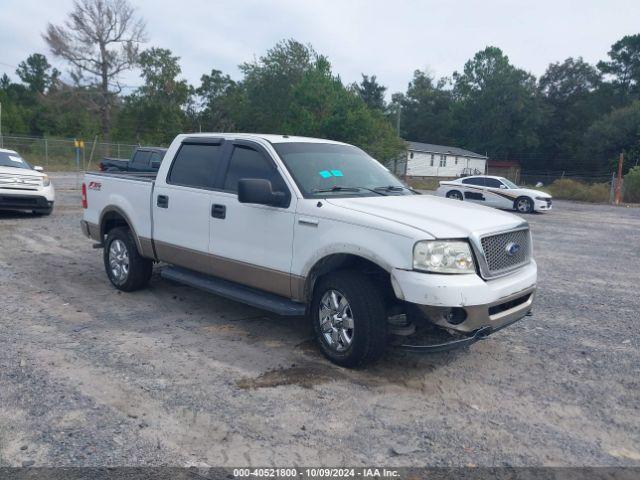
left=499, top=184, right=507, bottom=189
left=238, top=179, right=288, bottom=207
left=34, top=166, right=44, bottom=172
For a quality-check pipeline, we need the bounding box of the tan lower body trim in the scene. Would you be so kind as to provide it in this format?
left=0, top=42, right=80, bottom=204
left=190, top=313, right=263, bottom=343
left=154, top=240, right=300, bottom=299
left=138, top=237, right=155, bottom=259
left=82, top=221, right=101, bottom=242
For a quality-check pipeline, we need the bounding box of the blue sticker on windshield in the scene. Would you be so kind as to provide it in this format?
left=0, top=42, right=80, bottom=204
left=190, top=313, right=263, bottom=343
left=330, top=170, right=343, bottom=177
left=319, top=170, right=332, bottom=178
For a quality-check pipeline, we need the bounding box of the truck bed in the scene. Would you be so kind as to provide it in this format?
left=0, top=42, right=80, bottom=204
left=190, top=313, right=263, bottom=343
left=83, top=171, right=156, bottom=244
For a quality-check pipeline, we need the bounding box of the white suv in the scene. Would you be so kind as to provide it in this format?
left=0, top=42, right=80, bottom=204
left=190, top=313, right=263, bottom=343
left=0, top=148, right=55, bottom=215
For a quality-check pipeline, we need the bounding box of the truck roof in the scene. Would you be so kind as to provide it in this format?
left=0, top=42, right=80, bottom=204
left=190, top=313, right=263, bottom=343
left=177, top=133, right=348, bottom=146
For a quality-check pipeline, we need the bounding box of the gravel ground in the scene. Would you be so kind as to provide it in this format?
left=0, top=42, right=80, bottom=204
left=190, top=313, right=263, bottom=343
left=0, top=173, right=638, bottom=468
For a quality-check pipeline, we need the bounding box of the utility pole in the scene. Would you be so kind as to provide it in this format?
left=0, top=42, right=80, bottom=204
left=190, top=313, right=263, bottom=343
left=396, top=103, right=401, bottom=136
left=614, top=152, right=624, bottom=205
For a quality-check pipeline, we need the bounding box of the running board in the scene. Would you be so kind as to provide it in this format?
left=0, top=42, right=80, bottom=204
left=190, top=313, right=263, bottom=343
left=160, top=266, right=306, bottom=317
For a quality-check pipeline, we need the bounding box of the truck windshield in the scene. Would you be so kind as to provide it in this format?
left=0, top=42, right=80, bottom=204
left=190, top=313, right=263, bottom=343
left=272, top=142, right=411, bottom=198
left=0, top=152, right=32, bottom=169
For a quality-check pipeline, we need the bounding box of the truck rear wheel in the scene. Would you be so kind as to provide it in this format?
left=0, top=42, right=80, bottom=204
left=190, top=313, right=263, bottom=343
left=103, top=227, right=152, bottom=292
left=311, top=270, right=387, bottom=368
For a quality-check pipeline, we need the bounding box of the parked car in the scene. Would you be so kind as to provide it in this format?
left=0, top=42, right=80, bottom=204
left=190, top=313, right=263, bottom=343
left=436, top=175, right=552, bottom=213
left=99, top=147, right=167, bottom=173
left=81, top=134, right=536, bottom=367
left=0, top=148, right=55, bottom=215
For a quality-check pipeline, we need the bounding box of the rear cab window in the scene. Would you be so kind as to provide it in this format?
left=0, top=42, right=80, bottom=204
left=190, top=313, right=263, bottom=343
left=131, top=150, right=151, bottom=168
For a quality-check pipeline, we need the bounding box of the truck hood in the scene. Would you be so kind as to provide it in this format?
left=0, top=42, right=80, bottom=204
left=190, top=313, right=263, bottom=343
left=326, top=194, right=526, bottom=238
left=0, top=165, right=45, bottom=177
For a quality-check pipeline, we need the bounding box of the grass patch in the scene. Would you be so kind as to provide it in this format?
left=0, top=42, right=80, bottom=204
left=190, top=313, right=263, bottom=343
left=546, top=179, right=610, bottom=203
left=406, top=177, right=445, bottom=190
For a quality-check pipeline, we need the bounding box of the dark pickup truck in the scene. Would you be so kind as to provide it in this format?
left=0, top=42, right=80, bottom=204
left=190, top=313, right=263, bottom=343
left=99, top=147, right=167, bottom=172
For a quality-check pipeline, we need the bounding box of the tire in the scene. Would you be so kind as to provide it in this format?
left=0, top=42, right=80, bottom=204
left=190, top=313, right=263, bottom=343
left=311, top=270, right=387, bottom=368
left=515, top=196, right=534, bottom=214
left=103, top=227, right=152, bottom=292
left=446, top=190, right=463, bottom=201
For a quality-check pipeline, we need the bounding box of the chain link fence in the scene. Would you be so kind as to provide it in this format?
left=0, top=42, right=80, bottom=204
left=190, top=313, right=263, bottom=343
left=0, top=134, right=139, bottom=171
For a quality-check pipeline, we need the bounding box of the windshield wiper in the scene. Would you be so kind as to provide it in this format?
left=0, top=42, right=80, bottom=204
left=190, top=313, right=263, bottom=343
left=313, top=185, right=386, bottom=195
left=374, top=185, right=418, bottom=194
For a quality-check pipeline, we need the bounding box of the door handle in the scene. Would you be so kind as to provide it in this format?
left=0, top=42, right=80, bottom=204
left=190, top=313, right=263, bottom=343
left=211, top=204, right=226, bottom=219
left=157, top=195, right=169, bottom=208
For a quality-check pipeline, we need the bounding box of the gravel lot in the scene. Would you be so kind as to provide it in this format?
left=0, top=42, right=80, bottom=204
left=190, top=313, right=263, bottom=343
left=0, top=173, right=638, bottom=468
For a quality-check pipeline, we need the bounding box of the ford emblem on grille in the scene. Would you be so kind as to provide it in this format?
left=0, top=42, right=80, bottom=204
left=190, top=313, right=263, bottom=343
left=505, top=242, right=521, bottom=256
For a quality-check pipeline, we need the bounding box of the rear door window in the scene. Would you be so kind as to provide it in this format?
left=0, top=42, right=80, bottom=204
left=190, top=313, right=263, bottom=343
left=168, top=143, right=222, bottom=189
left=223, top=145, right=287, bottom=193
left=462, top=177, right=485, bottom=186
left=131, top=150, right=151, bottom=168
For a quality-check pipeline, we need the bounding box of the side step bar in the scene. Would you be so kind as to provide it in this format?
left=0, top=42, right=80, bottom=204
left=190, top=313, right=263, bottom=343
left=160, top=266, right=306, bottom=317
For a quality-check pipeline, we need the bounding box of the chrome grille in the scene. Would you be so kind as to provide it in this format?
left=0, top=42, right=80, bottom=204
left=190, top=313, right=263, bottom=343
left=0, top=174, right=42, bottom=190
left=480, top=228, right=531, bottom=276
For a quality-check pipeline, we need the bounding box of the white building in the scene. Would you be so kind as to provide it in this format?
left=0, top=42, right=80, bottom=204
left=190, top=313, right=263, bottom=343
left=405, top=141, right=487, bottom=178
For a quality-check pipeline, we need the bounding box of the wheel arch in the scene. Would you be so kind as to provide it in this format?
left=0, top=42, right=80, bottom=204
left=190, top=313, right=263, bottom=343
left=99, top=206, right=144, bottom=255
left=299, top=253, right=396, bottom=305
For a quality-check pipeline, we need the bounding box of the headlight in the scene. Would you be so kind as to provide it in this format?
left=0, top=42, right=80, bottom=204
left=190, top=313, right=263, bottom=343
left=413, top=240, right=475, bottom=274
left=42, top=175, right=50, bottom=187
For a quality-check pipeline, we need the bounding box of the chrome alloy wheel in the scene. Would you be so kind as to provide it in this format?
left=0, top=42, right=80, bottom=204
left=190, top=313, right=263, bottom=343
left=448, top=190, right=463, bottom=200
left=319, top=289, right=355, bottom=352
left=108, top=239, right=130, bottom=285
left=516, top=198, right=532, bottom=213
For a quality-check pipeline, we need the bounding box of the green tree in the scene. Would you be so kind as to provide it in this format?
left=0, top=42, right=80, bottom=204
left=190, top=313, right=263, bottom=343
left=397, top=70, right=453, bottom=145
left=195, top=69, right=241, bottom=132
left=115, top=47, right=190, bottom=144
left=623, top=166, right=640, bottom=202
left=353, top=74, right=386, bottom=110
left=238, top=39, right=320, bottom=132
left=16, top=53, right=60, bottom=94
left=583, top=101, right=640, bottom=172
left=537, top=57, right=603, bottom=168
left=284, top=58, right=404, bottom=161
left=598, top=34, right=640, bottom=97
left=452, top=47, right=542, bottom=162
left=236, top=40, right=404, bottom=161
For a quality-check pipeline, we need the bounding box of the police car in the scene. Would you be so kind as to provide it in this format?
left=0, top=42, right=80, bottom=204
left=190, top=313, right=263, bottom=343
left=435, top=175, right=552, bottom=213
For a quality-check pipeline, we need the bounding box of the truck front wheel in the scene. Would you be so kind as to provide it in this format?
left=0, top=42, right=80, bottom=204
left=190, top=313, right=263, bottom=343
left=103, top=227, right=152, bottom=292
left=311, top=270, right=387, bottom=368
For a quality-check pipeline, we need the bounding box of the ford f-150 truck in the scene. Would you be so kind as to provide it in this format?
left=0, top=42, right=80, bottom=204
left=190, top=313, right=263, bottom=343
left=99, top=147, right=167, bottom=172
left=81, top=134, right=536, bottom=367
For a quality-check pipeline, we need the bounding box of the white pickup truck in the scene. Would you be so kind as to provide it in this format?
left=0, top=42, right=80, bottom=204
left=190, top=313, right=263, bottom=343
left=81, top=134, right=536, bottom=367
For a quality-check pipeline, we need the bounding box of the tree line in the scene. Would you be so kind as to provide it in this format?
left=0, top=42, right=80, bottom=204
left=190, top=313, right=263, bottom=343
left=1, top=0, right=639, bottom=174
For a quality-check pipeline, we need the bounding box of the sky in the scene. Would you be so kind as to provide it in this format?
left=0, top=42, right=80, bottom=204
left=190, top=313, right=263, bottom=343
left=1, top=0, right=640, bottom=97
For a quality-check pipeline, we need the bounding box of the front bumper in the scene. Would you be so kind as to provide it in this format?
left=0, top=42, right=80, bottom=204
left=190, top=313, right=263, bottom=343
left=390, top=260, right=537, bottom=333
left=0, top=193, right=54, bottom=211
left=534, top=198, right=552, bottom=211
